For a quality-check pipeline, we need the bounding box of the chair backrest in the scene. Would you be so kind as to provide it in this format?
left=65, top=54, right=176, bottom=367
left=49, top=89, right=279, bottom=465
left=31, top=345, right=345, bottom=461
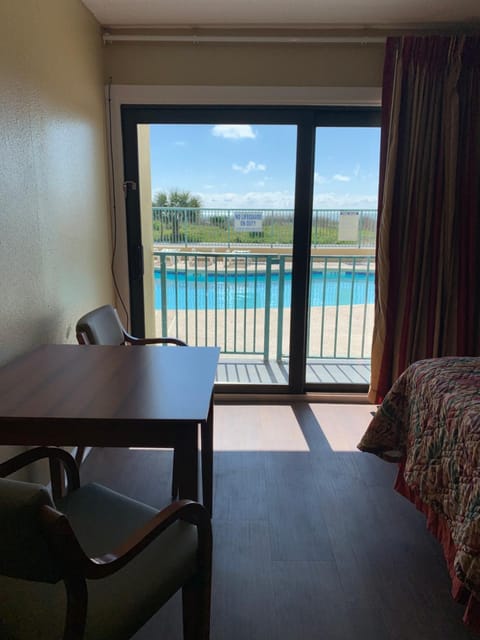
left=0, top=478, right=61, bottom=583
left=76, top=304, right=125, bottom=345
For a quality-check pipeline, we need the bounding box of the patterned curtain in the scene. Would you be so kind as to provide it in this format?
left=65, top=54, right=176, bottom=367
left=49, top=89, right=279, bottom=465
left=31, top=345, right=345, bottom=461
left=369, top=35, right=480, bottom=403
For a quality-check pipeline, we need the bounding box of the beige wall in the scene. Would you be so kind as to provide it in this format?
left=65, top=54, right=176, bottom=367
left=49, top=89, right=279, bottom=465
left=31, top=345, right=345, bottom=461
left=104, top=42, right=384, bottom=87
left=0, top=0, right=113, bottom=367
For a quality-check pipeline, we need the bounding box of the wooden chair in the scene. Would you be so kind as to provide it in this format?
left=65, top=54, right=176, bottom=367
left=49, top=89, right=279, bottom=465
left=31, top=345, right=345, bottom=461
left=75, top=304, right=187, bottom=501
left=0, top=447, right=211, bottom=640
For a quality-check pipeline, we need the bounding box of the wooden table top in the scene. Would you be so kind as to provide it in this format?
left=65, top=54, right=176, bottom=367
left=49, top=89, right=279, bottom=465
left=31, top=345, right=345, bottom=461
left=0, top=344, right=219, bottom=424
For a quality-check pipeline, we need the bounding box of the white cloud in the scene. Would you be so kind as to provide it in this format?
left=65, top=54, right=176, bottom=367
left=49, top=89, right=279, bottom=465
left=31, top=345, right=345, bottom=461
left=353, top=163, right=360, bottom=177
left=174, top=140, right=187, bottom=147
left=315, top=173, right=352, bottom=184
left=195, top=188, right=377, bottom=210
left=313, top=192, right=378, bottom=208
left=197, top=190, right=294, bottom=209
left=212, top=124, right=256, bottom=140
left=232, top=161, right=266, bottom=174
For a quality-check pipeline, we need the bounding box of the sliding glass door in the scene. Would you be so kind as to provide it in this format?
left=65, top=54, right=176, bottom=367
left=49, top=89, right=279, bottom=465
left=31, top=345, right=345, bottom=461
left=121, top=106, right=380, bottom=393
left=306, top=125, right=380, bottom=387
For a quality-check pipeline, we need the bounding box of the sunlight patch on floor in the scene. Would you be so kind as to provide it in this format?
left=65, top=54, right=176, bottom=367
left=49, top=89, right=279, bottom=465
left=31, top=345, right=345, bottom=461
left=214, top=404, right=310, bottom=452
left=309, top=403, right=374, bottom=452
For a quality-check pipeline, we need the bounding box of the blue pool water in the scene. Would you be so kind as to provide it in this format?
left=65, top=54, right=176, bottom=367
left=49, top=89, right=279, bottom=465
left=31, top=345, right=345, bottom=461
left=155, top=270, right=374, bottom=310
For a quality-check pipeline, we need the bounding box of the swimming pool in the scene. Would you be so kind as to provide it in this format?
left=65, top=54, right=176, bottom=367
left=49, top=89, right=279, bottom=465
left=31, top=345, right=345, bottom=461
left=154, top=270, right=375, bottom=310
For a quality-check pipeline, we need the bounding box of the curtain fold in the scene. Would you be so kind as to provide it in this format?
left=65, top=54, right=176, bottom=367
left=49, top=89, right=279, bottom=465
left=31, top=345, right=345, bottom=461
left=369, top=35, right=480, bottom=403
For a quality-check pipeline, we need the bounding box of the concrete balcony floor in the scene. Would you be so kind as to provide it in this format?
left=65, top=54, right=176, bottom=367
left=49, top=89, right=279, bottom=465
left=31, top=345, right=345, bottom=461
left=216, top=357, right=370, bottom=386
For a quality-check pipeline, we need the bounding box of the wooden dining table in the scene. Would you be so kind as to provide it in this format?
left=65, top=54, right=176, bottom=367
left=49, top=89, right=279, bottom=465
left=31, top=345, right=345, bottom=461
left=0, top=343, right=219, bottom=515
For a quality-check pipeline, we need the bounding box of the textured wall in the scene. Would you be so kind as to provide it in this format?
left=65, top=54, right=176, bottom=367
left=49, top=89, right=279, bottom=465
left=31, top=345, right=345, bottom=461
left=104, top=41, right=384, bottom=87
left=0, top=0, right=112, bottom=365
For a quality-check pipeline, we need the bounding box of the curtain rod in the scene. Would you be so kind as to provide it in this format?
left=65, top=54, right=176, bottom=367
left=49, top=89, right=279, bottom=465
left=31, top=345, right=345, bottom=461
left=103, top=33, right=386, bottom=45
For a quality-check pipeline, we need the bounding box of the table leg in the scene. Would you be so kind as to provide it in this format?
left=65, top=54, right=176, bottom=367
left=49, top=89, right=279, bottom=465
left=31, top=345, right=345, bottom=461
left=49, top=455, right=65, bottom=502
left=201, top=396, right=214, bottom=517
left=176, top=424, right=199, bottom=503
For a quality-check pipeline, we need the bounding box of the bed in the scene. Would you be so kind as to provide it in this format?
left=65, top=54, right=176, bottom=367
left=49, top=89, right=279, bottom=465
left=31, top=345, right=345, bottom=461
left=358, top=356, right=480, bottom=630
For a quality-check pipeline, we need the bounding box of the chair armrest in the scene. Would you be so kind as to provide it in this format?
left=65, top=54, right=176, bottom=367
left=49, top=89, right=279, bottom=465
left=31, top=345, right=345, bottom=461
left=125, top=333, right=187, bottom=347
left=76, top=330, right=90, bottom=345
left=41, top=499, right=211, bottom=580
left=0, top=447, right=80, bottom=494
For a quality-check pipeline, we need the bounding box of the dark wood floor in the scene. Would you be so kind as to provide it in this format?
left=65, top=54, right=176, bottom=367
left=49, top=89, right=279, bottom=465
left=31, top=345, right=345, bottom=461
left=80, top=403, right=477, bottom=640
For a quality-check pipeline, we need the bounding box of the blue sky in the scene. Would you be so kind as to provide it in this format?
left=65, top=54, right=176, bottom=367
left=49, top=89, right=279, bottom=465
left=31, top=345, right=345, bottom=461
left=149, top=124, right=380, bottom=210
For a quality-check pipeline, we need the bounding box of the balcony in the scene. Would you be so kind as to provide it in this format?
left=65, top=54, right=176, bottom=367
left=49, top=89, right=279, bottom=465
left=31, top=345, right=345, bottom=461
left=149, top=207, right=376, bottom=387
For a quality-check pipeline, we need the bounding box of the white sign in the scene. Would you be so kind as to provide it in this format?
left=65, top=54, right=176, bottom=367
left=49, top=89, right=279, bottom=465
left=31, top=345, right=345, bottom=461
left=234, top=212, right=263, bottom=232
left=338, top=211, right=359, bottom=242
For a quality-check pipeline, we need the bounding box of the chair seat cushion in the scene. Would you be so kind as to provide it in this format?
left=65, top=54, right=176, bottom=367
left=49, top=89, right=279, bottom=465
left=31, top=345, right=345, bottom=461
left=0, top=484, right=198, bottom=640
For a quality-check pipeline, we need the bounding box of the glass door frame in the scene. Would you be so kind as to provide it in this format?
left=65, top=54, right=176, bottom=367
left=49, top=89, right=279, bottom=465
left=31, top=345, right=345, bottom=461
left=121, top=105, right=380, bottom=394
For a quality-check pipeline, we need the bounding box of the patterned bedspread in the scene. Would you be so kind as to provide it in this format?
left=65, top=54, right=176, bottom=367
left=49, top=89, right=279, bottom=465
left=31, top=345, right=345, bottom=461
left=358, top=356, right=480, bottom=597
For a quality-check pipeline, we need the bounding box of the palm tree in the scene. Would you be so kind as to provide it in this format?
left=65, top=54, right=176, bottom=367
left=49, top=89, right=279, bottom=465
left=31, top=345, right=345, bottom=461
left=152, top=190, right=202, bottom=243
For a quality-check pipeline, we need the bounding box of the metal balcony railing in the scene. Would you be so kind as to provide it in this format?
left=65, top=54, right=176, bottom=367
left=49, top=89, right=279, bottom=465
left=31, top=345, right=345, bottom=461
left=152, top=207, right=377, bottom=248
left=153, top=251, right=375, bottom=362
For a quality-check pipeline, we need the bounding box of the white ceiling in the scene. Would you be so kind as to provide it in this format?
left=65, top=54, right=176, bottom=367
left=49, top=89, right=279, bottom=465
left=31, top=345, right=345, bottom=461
left=81, top=0, right=480, bottom=29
